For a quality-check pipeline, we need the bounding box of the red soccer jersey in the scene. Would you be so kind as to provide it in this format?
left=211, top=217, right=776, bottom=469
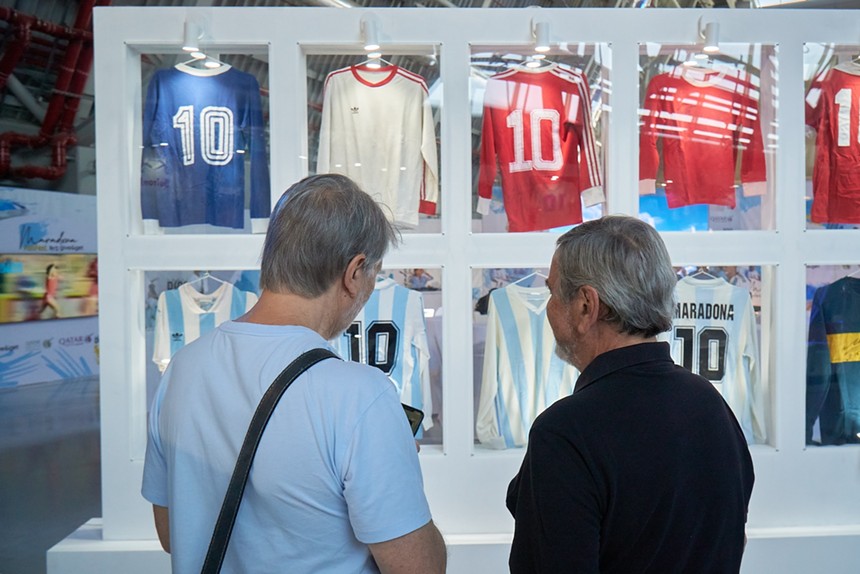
left=478, top=64, right=603, bottom=232
left=806, top=63, right=860, bottom=224
left=639, top=67, right=767, bottom=209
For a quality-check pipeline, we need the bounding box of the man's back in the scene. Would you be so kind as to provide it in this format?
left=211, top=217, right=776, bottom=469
left=142, top=321, right=431, bottom=573
left=508, top=342, right=754, bottom=573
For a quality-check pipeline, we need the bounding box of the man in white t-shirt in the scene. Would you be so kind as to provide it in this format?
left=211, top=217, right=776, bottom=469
left=142, top=174, right=446, bottom=573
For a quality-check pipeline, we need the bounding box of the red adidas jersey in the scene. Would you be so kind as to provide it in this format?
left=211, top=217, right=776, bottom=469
left=478, top=64, right=603, bottom=232
left=806, top=63, right=860, bottom=224
left=639, top=68, right=767, bottom=209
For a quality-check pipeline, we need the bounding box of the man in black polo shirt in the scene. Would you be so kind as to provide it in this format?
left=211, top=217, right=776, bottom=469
left=507, top=215, right=754, bottom=573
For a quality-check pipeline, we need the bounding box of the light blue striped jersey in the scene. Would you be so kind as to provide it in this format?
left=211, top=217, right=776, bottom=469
left=153, top=282, right=258, bottom=371
left=476, top=284, right=578, bottom=449
left=331, top=277, right=433, bottom=430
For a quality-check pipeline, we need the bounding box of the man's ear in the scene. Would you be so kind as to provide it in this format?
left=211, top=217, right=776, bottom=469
left=574, top=285, right=602, bottom=334
left=343, top=253, right=368, bottom=296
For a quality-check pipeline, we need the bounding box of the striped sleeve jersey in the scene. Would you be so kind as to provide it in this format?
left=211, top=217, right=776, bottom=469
left=317, top=64, right=439, bottom=228
left=477, top=63, right=603, bottom=232
left=476, top=284, right=578, bottom=449
left=662, top=276, right=766, bottom=443
left=806, top=276, right=860, bottom=445
left=153, top=282, right=258, bottom=371
left=330, top=277, right=434, bottom=429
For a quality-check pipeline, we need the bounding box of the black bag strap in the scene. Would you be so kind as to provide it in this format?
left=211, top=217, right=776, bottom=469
left=201, top=347, right=339, bottom=574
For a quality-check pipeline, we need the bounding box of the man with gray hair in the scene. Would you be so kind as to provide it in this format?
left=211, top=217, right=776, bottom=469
left=142, top=174, right=446, bottom=573
left=507, top=215, right=754, bottom=573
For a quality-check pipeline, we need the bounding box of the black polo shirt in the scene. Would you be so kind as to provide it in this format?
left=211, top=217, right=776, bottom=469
left=507, top=342, right=754, bottom=574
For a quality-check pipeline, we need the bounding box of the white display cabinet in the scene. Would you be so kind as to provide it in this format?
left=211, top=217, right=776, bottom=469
left=49, top=7, right=860, bottom=573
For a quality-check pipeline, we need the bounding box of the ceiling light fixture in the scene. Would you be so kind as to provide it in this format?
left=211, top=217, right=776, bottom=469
left=699, top=18, right=720, bottom=54
left=362, top=15, right=381, bottom=52
left=533, top=20, right=551, bottom=54
left=182, top=21, right=202, bottom=53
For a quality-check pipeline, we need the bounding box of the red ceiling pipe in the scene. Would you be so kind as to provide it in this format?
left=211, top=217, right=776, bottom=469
left=0, top=132, right=75, bottom=180
left=0, top=17, right=32, bottom=92
left=0, top=8, right=94, bottom=42
left=39, top=0, right=97, bottom=138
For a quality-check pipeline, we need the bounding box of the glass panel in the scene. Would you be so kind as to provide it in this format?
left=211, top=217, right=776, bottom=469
left=470, top=44, right=610, bottom=233
left=805, top=265, right=860, bottom=445
left=144, top=267, right=443, bottom=445
left=139, top=51, right=271, bottom=235
left=667, top=265, right=768, bottom=444
left=804, top=44, right=860, bottom=230
left=472, top=267, right=577, bottom=450
left=639, top=44, right=778, bottom=231
left=306, top=50, right=442, bottom=234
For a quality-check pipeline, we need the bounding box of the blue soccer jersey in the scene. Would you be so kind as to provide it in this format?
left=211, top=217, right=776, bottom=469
left=141, top=63, right=270, bottom=229
left=476, top=284, right=578, bottom=449
left=807, top=276, right=860, bottom=445
left=331, top=277, right=433, bottom=429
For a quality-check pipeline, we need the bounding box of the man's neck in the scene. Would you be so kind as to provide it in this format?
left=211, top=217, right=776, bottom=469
left=576, top=323, right=655, bottom=371
left=237, top=289, right=342, bottom=339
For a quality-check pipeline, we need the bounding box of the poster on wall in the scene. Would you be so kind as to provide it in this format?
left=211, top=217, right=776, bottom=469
left=0, top=187, right=98, bottom=387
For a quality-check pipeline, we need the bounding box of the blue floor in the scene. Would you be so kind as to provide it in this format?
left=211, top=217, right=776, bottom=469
left=0, top=377, right=100, bottom=574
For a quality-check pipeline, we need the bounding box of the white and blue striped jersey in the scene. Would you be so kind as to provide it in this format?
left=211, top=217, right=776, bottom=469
left=153, top=282, right=257, bottom=371
left=476, top=284, right=579, bottom=449
left=331, top=277, right=433, bottom=430
left=661, top=276, right=765, bottom=444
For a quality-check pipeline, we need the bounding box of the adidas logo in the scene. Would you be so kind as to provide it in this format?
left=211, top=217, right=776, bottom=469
left=171, top=332, right=183, bottom=341
left=350, top=106, right=359, bottom=114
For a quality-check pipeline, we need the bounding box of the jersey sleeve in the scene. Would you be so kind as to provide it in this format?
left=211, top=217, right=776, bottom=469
left=806, top=75, right=833, bottom=223
left=571, top=73, right=604, bottom=206
left=638, top=75, right=661, bottom=196
left=740, top=293, right=766, bottom=443
left=476, top=80, right=499, bottom=216
left=806, top=284, right=833, bottom=443
left=152, top=291, right=171, bottom=372
left=316, top=73, right=334, bottom=175
left=737, top=87, right=767, bottom=198
left=476, top=295, right=506, bottom=448
left=245, top=74, right=271, bottom=232
left=419, top=90, right=439, bottom=216
left=342, top=382, right=432, bottom=543
left=141, top=72, right=163, bottom=222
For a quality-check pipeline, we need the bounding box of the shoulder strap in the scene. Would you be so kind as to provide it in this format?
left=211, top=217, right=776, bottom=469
left=201, top=347, right=339, bottom=574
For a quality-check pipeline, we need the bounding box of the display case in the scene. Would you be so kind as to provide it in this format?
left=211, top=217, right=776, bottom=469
left=79, top=7, right=860, bottom=574
left=470, top=45, right=610, bottom=233
left=803, top=44, right=860, bottom=231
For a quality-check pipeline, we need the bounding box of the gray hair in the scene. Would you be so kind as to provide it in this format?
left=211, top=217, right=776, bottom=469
left=554, top=215, right=675, bottom=338
left=260, top=174, right=399, bottom=298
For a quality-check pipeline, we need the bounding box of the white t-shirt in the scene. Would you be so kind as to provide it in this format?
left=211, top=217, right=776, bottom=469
left=142, top=322, right=431, bottom=574
left=317, top=65, right=439, bottom=228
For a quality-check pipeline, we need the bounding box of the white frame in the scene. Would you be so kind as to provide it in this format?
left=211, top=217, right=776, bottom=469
left=93, top=5, right=860, bottom=557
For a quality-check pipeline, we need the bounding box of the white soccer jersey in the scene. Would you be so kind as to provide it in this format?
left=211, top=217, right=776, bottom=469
left=317, top=65, right=439, bottom=228
left=662, top=276, right=766, bottom=443
left=476, top=284, right=579, bottom=449
left=331, top=277, right=433, bottom=429
left=153, top=282, right=257, bottom=371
